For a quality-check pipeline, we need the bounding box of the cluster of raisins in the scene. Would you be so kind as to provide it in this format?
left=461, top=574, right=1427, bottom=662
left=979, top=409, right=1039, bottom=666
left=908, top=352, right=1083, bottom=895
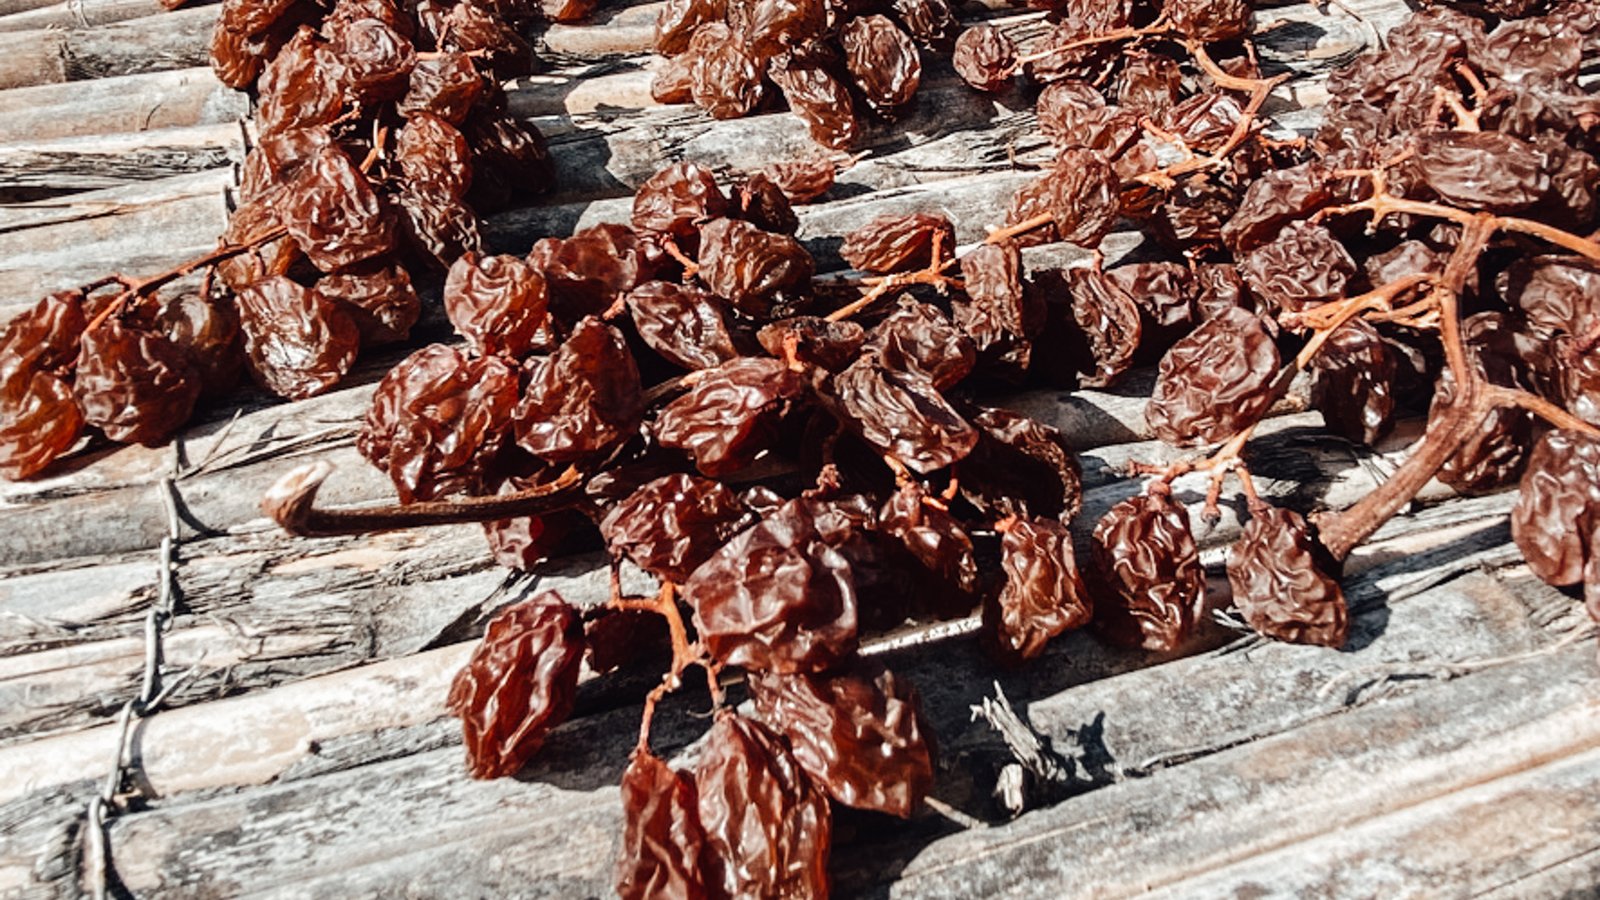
left=8, top=0, right=1600, bottom=892
left=406, top=153, right=1139, bottom=894
left=650, top=0, right=944, bottom=149
left=0, top=287, right=208, bottom=479
left=0, top=0, right=578, bottom=478
left=213, top=0, right=573, bottom=386
left=416, top=3, right=1600, bottom=894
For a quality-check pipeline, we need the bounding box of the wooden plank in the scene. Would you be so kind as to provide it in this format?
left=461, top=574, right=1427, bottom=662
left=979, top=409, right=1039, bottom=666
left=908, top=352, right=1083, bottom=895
left=1142, top=742, right=1600, bottom=898
left=0, top=172, right=227, bottom=303
left=0, top=0, right=56, bottom=17
left=0, top=0, right=1378, bottom=266
left=0, top=4, right=214, bottom=90
left=0, top=372, right=1312, bottom=570
left=842, top=641, right=1599, bottom=898
left=0, top=0, right=1374, bottom=196
left=35, top=520, right=1575, bottom=898
left=509, top=0, right=1391, bottom=205
left=0, top=168, right=232, bottom=233
left=0, top=531, right=584, bottom=746
left=0, top=484, right=1538, bottom=803
left=0, top=122, right=242, bottom=200
left=536, top=0, right=662, bottom=60
left=0, top=0, right=210, bottom=34
left=1, top=3, right=1587, bottom=898
left=0, top=67, right=245, bottom=144
left=0, top=548, right=653, bottom=803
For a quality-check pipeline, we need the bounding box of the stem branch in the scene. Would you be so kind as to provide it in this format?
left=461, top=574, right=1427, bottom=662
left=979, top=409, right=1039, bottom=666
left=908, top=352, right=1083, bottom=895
left=263, top=462, right=585, bottom=537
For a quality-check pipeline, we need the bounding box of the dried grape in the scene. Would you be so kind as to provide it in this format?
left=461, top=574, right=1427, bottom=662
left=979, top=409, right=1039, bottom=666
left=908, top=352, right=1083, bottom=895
left=514, top=318, right=644, bottom=464
left=1227, top=505, right=1348, bottom=647
left=447, top=592, right=585, bottom=779
left=616, top=750, right=708, bottom=900
left=748, top=663, right=934, bottom=818
left=987, top=516, right=1093, bottom=661
left=236, top=276, right=361, bottom=401
left=1090, top=484, right=1205, bottom=653
left=358, top=343, right=518, bottom=502
left=683, top=498, right=861, bottom=673
left=1146, top=306, right=1280, bottom=447
left=694, top=713, right=831, bottom=900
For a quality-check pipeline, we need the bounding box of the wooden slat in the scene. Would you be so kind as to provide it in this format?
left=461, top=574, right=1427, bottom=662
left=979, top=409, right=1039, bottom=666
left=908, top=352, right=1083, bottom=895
left=0, top=67, right=245, bottom=144
left=1143, top=742, right=1600, bottom=897
left=0, top=485, right=1543, bottom=807
left=0, top=0, right=208, bottom=33
left=0, top=4, right=214, bottom=90
left=0, top=170, right=227, bottom=304
left=0, top=0, right=1376, bottom=197
left=41, top=526, right=1579, bottom=898
left=0, top=168, right=231, bottom=234
left=848, top=641, right=1598, bottom=898
left=0, top=122, right=242, bottom=201
left=0, top=367, right=1310, bottom=570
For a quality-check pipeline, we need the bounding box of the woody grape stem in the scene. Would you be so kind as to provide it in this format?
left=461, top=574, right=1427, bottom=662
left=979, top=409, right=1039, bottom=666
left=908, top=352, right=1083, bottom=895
left=1314, top=216, right=1496, bottom=560
left=613, top=582, right=721, bottom=753
left=263, top=461, right=587, bottom=536
left=82, top=226, right=289, bottom=333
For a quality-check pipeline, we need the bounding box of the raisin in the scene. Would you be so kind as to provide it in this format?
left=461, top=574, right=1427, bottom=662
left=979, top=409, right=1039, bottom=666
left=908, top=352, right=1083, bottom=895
left=447, top=592, right=585, bottom=779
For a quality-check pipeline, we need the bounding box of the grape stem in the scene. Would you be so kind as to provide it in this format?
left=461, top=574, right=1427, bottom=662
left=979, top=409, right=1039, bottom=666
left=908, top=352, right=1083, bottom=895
left=1134, top=43, right=1288, bottom=186
left=1310, top=210, right=1600, bottom=560
left=1008, top=16, right=1171, bottom=70
left=617, top=576, right=726, bottom=746
left=81, top=225, right=289, bottom=334
left=1283, top=273, right=1434, bottom=353
left=612, top=581, right=723, bottom=753
left=262, top=460, right=586, bottom=536
left=1133, top=271, right=1443, bottom=524
left=1316, top=389, right=1493, bottom=560
left=1314, top=165, right=1600, bottom=263
left=824, top=243, right=961, bottom=322
left=662, top=237, right=699, bottom=278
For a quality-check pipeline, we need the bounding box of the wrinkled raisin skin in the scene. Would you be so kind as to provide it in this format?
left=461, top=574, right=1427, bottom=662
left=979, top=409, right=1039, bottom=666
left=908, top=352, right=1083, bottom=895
left=447, top=592, right=585, bottom=780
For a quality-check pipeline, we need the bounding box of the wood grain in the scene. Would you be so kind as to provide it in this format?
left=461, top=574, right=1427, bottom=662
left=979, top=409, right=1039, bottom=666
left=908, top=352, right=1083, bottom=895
left=65, top=530, right=1588, bottom=898
left=0, top=0, right=1592, bottom=898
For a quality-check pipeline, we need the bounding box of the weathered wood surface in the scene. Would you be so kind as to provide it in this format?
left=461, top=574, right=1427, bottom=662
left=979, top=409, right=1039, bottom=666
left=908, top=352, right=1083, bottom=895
left=0, top=124, right=243, bottom=202
left=0, top=169, right=229, bottom=307
left=0, top=4, right=215, bottom=90
left=0, top=67, right=245, bottom=152
left=3, top=403, right=1441, bottom=746
left=0, top=0, right=203, bottom=35
left=4, top=491, right=1588, bottom=898
left=2, top=0, right=1597, bottom=897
